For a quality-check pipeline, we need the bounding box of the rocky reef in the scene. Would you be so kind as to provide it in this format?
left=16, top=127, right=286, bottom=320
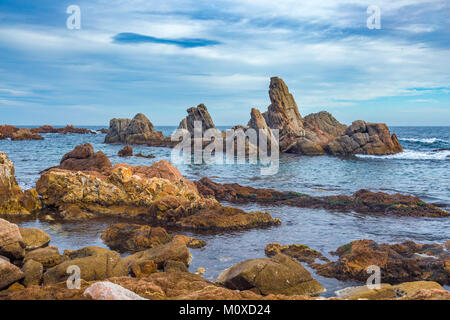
left=30, top=125, right=96, bottom=134
left=0, top=125, right=43, bottom=141
left=195, top=177, right=449, bottom=217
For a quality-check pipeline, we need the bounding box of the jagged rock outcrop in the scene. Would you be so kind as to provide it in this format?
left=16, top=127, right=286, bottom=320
left=0, top=152, right=41, bottom=216
left=104, top=113, right=169, bottom=146
left=244, top=77, right=402, bottom=156
left=216, top=253, right=324, bottom=296
left=195, top=177, right=449, bottom=217
left=178, top=104, right=216, bottom=133
left=326, top=120, right=403, bottom=155
left=35, top=145, right=280, bottom=230
left=58, top=143, right=111, bottom=172
left=313, top=240, right=450, bottom=285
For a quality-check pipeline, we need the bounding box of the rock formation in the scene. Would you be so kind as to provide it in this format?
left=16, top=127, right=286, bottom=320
left=216, top=253, right=324, bottom=296
left=326, top=120, right=403, bottom=155
left=58, top=143, right=111, bottom=172
left=195, top=177, right=449, bottom=217
left=246, top=77, right=402, bottom=156
left=104, top=113, right=170, bottom=146
left=0, top=152, right=41, bottom=216
left=30, top=125, right=96, bottom=134
left=178, top=104, right=216, bottom=133
left=313, top=240, right=450, bottom=285
left=0, top=125, right=43, bottom=141
left=35, top=144, right=280, bottom=230
left=118, top=145, right=133, bottom=157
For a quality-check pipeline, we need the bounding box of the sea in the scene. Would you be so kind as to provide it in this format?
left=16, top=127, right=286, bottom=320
left=1, top=126, right=449, bottom=296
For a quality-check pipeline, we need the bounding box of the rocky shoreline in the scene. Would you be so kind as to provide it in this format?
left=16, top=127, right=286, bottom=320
left=0, top=140, right=449, bottom=300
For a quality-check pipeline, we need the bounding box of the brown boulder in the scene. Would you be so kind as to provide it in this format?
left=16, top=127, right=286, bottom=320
left=19, top=228, right=51, bottom=250
left=101, top=223, right=170, bottom=252
left=314, top=240, right=450, bottom=285
left=124, top=235, right=191, bottom=269
left=0, top=218, right=25, bottom=260
left=265, top=243, right=329, bottom=265
left=0, top=258, right=24, bottom=290
left=216, top=253, right=324, bottom=296
left=22, top=259, right=44, bottom=287
left=24, top=246, right=62, bottom=268
left=43, top=246, right=128, bottom=285
left=118, top=145, right=133, bottom=157
left=59, top=143, right=112, bottom=171
left=10, top=128, right=44, bottom=141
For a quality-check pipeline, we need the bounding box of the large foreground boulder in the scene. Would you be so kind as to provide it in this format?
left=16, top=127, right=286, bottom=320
left=0, top=218, right=25, bottom=260
left=36, top=146, right=280, bottom=230
left=83, top=281, right=147, bottom=300
left=314, top=240, right=450, bottom=285
left=0, top=259, right=24, bottom=290
left=43, top=246, right=128, bottom=285
left=216, top=253, right=324, bottom=296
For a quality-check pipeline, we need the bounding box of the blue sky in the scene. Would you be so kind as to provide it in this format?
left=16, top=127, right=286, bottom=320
left=0, top=0, right=449, bottom=126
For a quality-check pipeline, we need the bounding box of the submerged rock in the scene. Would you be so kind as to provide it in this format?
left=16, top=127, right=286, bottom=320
left=118, top=145, right=133, bottom=157
left=265, top=243, right=329, bottom=265
left=195, top=177, right=449, bottom=217
left=314, top=239, right=450, bottom=285
left=216, top=253, right=324, bottom=296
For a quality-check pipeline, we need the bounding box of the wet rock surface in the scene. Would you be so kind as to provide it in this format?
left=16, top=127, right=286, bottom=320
left=118, top=145, right=133, bottom=157
left=195, top=177, right=449, bottom=217
left=313, top=239, right=450, bottom=285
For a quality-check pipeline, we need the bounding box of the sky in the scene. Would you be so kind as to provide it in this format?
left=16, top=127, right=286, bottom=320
left=0, top=0, right=449, bottom=126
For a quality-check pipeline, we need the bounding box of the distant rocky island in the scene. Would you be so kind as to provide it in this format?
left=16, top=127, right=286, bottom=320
left=103, top=77, right=403, bottom=156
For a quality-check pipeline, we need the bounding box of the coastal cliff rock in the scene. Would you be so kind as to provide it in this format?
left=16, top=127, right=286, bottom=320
left=104, top=113, right=169, bottom=146
left=314, top=240, right=450, bottom=285
left=195, top=177, right=449, bottom=217
left=58, top=143, right=111, bottom=172
left=178, top=104, right=216, bottom=133
left=326, top=120, right=403, bottom=155
left=36, top=145, right=280, bottom=230
left=0, top=153, right=40, bottom=216
left=216, top=253, right=324, bottom=296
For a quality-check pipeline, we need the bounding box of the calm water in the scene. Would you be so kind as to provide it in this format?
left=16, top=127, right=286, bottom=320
left=2, top=126, right=449, bottom=296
